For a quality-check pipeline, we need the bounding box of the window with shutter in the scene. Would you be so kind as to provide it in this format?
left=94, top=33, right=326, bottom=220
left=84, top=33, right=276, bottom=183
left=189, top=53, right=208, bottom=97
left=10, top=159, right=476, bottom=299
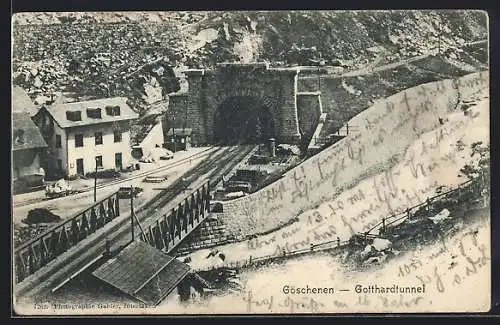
left=95, top=132, right=103, bottom=145
left=113, top=121, right=122, bottom=142
left=75, top=134, right=84, bottom=147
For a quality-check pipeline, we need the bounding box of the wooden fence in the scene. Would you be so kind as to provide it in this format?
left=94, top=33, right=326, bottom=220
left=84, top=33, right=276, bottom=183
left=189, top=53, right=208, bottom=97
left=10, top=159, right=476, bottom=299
left=192, top=169, right=489, bottom=273
left=365, top=170, right=488, bottom=237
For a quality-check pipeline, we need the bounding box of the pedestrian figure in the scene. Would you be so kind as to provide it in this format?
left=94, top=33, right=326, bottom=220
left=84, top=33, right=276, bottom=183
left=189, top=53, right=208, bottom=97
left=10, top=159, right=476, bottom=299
left=337, top=236, right=341, bottom=247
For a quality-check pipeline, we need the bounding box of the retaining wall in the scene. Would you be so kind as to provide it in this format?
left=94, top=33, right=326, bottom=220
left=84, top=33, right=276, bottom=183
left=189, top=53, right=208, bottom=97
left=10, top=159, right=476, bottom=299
left=218, top=72, right=489, bottom=238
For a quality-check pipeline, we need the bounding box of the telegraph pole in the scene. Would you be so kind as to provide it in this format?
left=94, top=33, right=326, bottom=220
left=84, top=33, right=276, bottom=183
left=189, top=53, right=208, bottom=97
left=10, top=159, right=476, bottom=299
left=318, top=65, right=321, bottom=91
left=172, top=104, right=176, bottom=153
left=94, top=158, right=97, bottom=202
left=130, top=185, right=135, bottom=242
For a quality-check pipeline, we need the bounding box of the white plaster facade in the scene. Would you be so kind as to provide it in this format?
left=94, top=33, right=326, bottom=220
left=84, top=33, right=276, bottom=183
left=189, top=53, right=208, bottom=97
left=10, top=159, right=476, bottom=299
left=63, top=121, right=133, bottom=176
left=33, top=97, right=138, bottom=177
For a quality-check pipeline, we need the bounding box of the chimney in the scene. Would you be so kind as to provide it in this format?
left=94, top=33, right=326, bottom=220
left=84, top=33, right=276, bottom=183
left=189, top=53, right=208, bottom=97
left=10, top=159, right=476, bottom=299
left=269, top=138, right=276, bottom=157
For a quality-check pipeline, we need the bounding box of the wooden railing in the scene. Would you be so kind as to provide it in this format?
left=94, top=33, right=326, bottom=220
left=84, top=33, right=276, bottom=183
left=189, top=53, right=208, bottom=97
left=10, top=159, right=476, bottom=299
left=193, top=169, right=489, bottom=273
left=365, top=171, right=488, bottom=237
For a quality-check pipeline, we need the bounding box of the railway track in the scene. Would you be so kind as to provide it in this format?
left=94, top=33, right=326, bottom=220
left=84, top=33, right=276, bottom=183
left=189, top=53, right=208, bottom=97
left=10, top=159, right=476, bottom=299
left=15, top=145, right=255, bottom=303
left=133, top=144, right=254, bottom=218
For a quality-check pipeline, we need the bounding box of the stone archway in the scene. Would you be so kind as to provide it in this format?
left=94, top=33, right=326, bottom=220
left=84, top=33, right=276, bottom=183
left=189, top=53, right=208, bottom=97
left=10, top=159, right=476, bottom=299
left=178, top=63, right=302, bottom=145
left=213, top=96, right=275, bottom=144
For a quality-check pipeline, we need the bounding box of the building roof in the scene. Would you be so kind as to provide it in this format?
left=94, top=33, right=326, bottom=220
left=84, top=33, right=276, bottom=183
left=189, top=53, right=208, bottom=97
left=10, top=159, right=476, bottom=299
left=46, top=97, right=139, bottom=129
left=12, top=112, right=48, bottom=151
left=12, top=86, right=38, bottom=117
left=167, top=128, right=192, bottom=136
left=92, top=241, right=190, bottom=306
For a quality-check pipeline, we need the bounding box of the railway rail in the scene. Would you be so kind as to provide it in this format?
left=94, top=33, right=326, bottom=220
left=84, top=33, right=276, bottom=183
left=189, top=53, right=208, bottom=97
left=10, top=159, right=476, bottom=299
left=14, top=145, right=255, bottom=302
left=14, top=146, right=219, bottom=208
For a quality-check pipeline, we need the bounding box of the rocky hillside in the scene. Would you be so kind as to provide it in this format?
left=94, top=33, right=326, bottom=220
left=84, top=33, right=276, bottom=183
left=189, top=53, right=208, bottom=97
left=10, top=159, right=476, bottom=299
left=12, top=11, right=487, bottom=113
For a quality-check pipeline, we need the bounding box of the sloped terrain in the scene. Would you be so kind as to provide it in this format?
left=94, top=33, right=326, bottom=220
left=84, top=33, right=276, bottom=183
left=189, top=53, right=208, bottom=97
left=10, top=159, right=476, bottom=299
left=298, top=49, right=487, bottom=136
left=184, top=70, right=489, bottom=271
left=12, top=11, right=487, bottom=112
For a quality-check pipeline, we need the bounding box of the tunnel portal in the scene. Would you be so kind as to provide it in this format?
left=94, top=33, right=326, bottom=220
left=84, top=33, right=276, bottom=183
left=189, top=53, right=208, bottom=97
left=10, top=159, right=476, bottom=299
left=213, top=96, right=275, bottom=144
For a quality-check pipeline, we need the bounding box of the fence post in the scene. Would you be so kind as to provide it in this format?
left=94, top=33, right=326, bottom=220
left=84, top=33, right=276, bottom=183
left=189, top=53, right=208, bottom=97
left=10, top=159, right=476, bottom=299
left=382, top=218, right=386, bottom=234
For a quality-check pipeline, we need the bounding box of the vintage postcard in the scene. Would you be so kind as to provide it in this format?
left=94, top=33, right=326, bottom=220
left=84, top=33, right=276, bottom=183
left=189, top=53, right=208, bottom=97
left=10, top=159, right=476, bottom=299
left=11, top=10, right=490, bottom=315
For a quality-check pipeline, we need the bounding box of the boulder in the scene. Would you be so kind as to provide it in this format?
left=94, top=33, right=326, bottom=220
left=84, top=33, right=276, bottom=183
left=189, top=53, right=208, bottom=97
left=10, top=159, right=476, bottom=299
left=372, top=238, right=392, bottom=251
left=428, top=208, right=451, bottom=224
left=364, top=253, right=388, bottom=265
left=33, top=76, right=43, bottom=88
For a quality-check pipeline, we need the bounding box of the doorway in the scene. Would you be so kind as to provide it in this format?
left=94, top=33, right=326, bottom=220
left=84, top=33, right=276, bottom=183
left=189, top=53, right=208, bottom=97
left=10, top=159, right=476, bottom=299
left=76, top=158, right=84, bottom=175
left=115, top=153, right=123, bottom=171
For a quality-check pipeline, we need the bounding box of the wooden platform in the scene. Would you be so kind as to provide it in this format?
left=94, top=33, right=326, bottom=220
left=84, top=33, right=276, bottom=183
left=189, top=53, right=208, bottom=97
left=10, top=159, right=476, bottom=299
left=92, top=241, right=190, bottom=305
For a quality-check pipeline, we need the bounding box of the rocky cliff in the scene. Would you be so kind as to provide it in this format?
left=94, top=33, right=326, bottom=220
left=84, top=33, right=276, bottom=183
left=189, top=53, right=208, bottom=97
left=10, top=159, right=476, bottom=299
left=12, top=11, right=487, bottom=112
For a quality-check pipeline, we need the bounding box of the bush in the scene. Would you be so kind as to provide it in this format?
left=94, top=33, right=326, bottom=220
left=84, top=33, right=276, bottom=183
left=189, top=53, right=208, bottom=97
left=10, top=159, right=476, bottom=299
left=24, top=208, right=61, bottom=224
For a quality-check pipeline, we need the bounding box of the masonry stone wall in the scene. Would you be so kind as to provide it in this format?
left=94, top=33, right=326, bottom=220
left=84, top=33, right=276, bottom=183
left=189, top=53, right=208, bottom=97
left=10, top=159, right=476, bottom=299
left=174, top=214, right=232, bottom=254
left=297, top=92, right=322, bottom=140
left=275, top=70, right=301, bottom=142
left=185, top=70, right=207, bottom=145
left=163, top=93, right=192, bottom=143
left=181, top=64, right=302, bottom=145
left=216, top=73, right=488, bottom=237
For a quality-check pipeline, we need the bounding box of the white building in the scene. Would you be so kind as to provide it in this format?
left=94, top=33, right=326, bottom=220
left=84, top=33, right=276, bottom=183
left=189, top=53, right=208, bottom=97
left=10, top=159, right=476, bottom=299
left=33, top=97, right=139, bottom=177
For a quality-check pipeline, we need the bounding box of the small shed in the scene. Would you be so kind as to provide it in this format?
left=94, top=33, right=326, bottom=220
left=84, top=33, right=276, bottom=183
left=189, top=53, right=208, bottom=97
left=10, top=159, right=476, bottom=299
left=166, top=128, right=192, bottom=151
left=92, top=241, right=190, bottom=306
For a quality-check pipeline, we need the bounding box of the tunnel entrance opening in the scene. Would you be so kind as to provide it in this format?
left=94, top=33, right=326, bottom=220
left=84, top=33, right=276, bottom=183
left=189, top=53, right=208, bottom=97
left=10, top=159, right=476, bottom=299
left=213, top=96, right=275, bottom=145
